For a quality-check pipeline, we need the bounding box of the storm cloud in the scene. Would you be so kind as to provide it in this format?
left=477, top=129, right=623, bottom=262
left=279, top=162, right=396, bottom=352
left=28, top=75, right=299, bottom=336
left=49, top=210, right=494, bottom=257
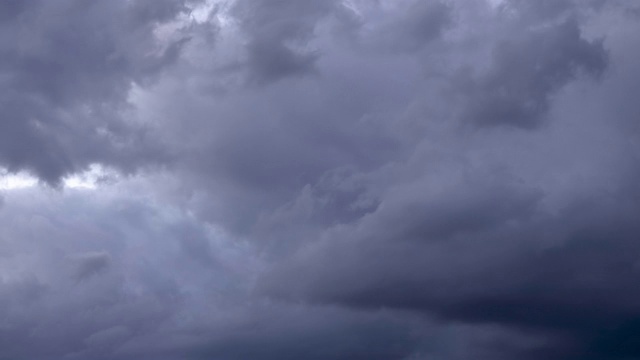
left=0, top=0, right=202, bottom=184
left=1, top=0, right=640, bottom=359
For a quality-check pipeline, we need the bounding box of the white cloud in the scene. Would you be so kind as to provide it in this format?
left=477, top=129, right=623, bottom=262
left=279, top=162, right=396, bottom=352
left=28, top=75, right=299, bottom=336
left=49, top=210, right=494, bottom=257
left=0, top=170, right=38, bottom=190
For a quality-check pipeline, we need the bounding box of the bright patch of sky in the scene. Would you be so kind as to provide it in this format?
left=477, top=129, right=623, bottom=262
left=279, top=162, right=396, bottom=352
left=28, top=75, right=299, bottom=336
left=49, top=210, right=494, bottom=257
left=0, top=170, right=38, bottom=190
left=0, top=164, right=113, bottom=191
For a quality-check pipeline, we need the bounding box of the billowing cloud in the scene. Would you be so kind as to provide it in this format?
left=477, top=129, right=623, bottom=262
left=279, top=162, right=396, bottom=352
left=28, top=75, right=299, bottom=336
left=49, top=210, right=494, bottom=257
left=231, top=0, right=339, bottom=84
left=460, top=17, right=607, bottom=128
left=0, top=0, right=206, bottom=184
left=1, top=0, right=640, bottom=359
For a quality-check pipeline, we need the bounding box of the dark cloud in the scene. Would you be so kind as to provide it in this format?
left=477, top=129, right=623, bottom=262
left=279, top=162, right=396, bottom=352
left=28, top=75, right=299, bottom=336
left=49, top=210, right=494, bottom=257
left=0, top=186, right=435, bottom=359
left=231, top=0, right=339, bottom=84
left=459, top=17, right=607, bottom=129
left=260, top=182, right=640, bottom=359
left=187, top=308, right=424, bottom=360
left=70, top=251, right=112, bottom=281
left=0, top=0, right=36, bottom=22
left=259, top=131, right=640, bottom=358
left=0, top=0, right=203, bottom=184
left=363, top=0, right=452, bottom=53
left=1, top=0, right=640, bottom=359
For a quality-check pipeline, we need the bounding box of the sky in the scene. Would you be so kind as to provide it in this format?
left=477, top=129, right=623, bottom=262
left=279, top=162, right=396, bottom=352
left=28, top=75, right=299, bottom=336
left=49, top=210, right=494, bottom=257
left=1, top=0, right=640, bottom=359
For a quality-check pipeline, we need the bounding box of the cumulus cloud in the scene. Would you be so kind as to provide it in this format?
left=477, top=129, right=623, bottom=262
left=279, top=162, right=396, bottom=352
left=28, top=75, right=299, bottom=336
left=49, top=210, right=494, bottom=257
left=459, top=17, right=607, bottom=128
left=1, top=0, right=640, bottom=359
left=230, top=0, right=339, bottom=84
left=0, top=0, right=205, bottom=184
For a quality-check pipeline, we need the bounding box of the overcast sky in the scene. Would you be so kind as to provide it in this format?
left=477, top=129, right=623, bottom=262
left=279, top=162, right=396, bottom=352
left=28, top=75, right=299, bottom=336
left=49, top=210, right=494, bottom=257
left=1, top=0, right=640, bottom=359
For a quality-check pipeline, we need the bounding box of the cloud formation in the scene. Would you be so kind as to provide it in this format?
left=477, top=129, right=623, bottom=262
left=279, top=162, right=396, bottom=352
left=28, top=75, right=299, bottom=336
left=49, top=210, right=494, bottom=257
left=1, top=0, right=640, bottom=359
left=0, top=0, right=202, bottom=184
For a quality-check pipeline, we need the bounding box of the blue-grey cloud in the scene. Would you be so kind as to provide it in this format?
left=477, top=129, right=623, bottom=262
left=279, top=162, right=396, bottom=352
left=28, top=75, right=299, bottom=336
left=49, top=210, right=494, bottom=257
left=459, top=17, right=607, bottom=128
left=1, top=0, right=639, bottom=359
left=0, top=0, right=205, bottom=184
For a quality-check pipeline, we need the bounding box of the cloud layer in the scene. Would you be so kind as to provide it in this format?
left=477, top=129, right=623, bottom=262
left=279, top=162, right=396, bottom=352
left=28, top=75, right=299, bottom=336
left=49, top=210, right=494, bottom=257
left=1, top=0, right=640, bottom=359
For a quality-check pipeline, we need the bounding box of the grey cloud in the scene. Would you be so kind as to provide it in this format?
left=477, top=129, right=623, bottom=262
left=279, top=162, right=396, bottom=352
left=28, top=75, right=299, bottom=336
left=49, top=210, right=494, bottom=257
left=245, top=40, right=318, bottom=84
left=118, top=1, right=640, bottom=358
left=0, top=187, right=242, bottom=360
left=159, top=0, right=606, bottom=236
left=394, top=1, right=451, bottom=51
left=83, top=326, right=132, bottom=352
left=0, top=0, right=35, bottom=22
left=365, top=0, right=452, bottom=53
left=0, top=185, right=446, bottom=360
left=369, top=173, right=540, bottom=242
left=187, top=308, right=424, bottom=360
left=259, top=144, right=640, bottom=360
left=69, top=251, right=112, bottom=281
left=460, top=17, right=607, bottom=129
left=501, top=0, right=575, bottom=22
left=261, top=176, right=640, bottom=359
left=0, top=0, right=203, bottom=184
left=156, top=63, right=409, bottom=234
left=250, top=7, right=640, bottom=350
left=1, top=0, right=640, bottom=359
left=230, top=0, right=340, bottom=84
left=0, top=189, right=414, bottom=360
left=172, top=220, right=218, bottom=268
